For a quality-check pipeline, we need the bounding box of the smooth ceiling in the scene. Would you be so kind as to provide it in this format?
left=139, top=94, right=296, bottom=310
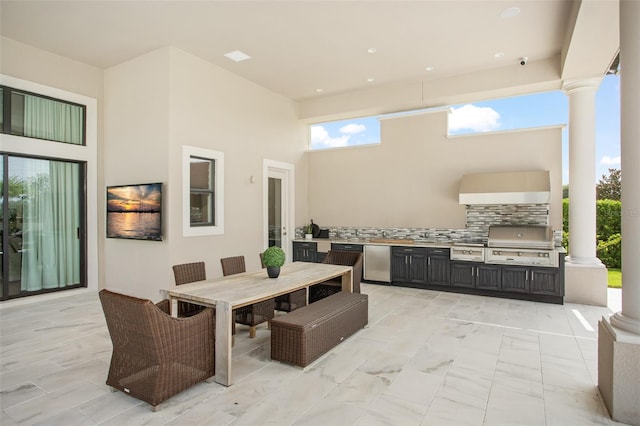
left=0, top=0, right=589, bottom=102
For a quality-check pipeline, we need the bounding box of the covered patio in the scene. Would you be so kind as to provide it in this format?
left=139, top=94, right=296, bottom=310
left=0, top=285, right=623, bottom=425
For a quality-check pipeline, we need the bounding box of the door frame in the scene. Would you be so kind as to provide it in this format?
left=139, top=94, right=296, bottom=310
left=263, top=159, right=295, bottom=263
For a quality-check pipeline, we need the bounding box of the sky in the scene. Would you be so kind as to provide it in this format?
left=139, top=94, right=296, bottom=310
left=310, top=74, right=621, bottom=185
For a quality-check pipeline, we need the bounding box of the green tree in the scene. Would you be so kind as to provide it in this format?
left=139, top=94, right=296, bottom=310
left=562, top=184, right=569, bottom=199
left=596, top=168, right=621, bottom=200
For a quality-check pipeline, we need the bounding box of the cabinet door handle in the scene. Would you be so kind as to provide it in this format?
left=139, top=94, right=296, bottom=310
left=428, top=257, right=431, bottom=266
left=409, top=256, right=412, bottom=265
left=531, top=271, right=535, bottom=281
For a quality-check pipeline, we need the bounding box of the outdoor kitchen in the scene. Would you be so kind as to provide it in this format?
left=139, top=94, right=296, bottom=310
left=296, top=168, right=565, bottom=304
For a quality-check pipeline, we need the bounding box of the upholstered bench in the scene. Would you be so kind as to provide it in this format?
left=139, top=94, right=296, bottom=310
left=270, top=292, right=368, bottom=367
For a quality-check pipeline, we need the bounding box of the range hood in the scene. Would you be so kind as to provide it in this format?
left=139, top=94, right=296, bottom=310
left=459, top=170, right=551, bottom=205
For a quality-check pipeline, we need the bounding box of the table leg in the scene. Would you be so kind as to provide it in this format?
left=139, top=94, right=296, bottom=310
left=215, top=301, right=233, bottom=386
left=170, top=299, right=178, bottom=318
left=341, top=268, right=353, bottom=292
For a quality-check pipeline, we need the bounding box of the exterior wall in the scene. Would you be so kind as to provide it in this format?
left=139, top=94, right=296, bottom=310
left=0, top=37, right=103, bottom=294
left=104, top=47, right=307, bottom=301
left=307, top=109, right=563, bottom=232
left=166, top=48, right=306, bottom=285
left=103, top=48, right=172, bottom=300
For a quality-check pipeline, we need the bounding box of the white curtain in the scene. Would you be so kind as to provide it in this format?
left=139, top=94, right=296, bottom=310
left=23, top=94, right=83, bottom=144
left=20, top=158, right=80, bottom=291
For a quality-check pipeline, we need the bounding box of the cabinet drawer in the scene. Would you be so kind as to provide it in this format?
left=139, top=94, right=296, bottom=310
left=331, top=243, right=363, bottom=252
left=392, top=246, right=426, bottom=255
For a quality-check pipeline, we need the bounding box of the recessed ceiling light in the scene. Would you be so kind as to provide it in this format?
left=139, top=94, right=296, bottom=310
left=367, top=78, right=375, bottom=82
left=315, top=88, right=323, bottom=93
left=494, top=52, right=505, bottom=59
left=500, top=7, right=520, bottom=18
left=425, top=66, right=435, bottom=71
left=224, top=50, right=251, bottom=62
left=367, top=48, right=377, bottom=54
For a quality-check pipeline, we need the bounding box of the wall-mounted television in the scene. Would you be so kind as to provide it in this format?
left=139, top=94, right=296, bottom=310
left=106, top=182, right=163, bottom=241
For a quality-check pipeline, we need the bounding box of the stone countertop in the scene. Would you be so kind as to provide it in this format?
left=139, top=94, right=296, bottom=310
left=293, top=238, right=567, bottom=252
left=293, top=238, right=454, bottom=249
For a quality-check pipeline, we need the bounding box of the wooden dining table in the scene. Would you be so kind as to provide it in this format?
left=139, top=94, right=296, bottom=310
left=160, top=261, right=353, bottom=386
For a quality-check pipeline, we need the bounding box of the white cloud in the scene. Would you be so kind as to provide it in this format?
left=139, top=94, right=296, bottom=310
left=601, top=155, right=621, bottom=166
left=448, top=104, right=501, bottom=132
left=310, top=125, right=350, bottom=148
left=339, top=123, right=366, bottom=134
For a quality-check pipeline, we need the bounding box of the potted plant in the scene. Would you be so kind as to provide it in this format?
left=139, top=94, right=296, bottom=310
left=263, top=246, right=285, bottom=278
left=305, top=219, right=315, bottom=239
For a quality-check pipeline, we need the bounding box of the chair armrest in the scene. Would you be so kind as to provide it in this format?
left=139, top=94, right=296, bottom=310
left=156, top=299, right=170, bottom=314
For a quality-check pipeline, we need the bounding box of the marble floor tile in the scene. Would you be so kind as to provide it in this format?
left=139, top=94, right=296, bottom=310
left=484, top=383, right=546, bottom=426
left=361, top=393, right=428, bottom=426
left=0, top=284, right=624, bottom=425
left=421, top=395, right=486, bottom=426
left=383, top=368, right=444, bottom=406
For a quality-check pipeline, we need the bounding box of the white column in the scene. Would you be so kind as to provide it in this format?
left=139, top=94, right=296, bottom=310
left=598, top=3, right=640, bottom=425
left=611, top=0, right=640, bottom=336
left=563, top=78, right=603, bottom=265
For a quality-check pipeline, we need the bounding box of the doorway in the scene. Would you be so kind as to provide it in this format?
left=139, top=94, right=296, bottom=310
left=1, top=154, right=86, bottom=300
left=264, top=160, right=295, bottom=262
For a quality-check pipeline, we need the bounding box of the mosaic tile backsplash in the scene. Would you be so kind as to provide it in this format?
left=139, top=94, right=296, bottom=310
left=298, top=203, right=562, bottom=246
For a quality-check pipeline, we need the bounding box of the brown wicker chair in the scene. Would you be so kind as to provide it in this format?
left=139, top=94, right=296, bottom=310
left=308, top=250, right=363, bottom=303
left=221, top=256, right=275, bottom=338
left=172, top=262, right=207, bottom=317
left=99, top=289, right=215, bottom=411
left=261, top=252, right=307, bottom=312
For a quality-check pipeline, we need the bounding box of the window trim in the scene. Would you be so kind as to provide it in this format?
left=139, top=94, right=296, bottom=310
left=182, top=145, right=224, bottom=236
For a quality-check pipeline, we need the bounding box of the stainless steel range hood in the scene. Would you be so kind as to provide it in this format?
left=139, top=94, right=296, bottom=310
left=459, top=170, right=551, bottom=205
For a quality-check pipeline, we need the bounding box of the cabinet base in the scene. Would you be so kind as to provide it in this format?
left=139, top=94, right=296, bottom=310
left=391, top=281, right=564, bottom=304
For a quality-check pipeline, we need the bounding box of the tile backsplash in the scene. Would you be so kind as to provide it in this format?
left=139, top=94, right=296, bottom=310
left=298, top=203, right=562, bottom=246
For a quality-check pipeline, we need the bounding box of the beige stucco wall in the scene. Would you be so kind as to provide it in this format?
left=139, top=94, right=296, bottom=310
left=104, top=47, right=307, bottom=301
left=0, top=37, right=104, bottom=293
left=307, top=109, right=563, bottom=231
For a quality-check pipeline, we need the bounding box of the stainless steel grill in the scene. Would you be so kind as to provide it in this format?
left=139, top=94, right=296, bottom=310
left=487, top=225, right=554, bottom=250
left=486, top=225, right=558, bottom=267
left=450, top=243, right=485, bottom=262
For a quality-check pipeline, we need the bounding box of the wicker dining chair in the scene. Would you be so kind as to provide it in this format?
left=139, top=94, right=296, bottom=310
left=308, top=250, right=363, bottom=303
left=172, top=261, right=236, bottom=335
left=172, top=262, right=207, bottom=317
left=221, top=255, right=275, bottom=338
left=99, top=289, right=215, bottom=411
left=260, top=252, right=307, bottom=312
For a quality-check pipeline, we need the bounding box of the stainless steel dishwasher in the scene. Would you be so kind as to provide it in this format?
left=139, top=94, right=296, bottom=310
left=364, top=245, right=391, bottom=283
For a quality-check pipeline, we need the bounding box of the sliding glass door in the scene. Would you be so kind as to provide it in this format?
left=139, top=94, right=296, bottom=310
left=1, top=154, right=85, bottom=300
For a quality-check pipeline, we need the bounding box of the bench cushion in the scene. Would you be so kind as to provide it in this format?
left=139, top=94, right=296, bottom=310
left=270, top=292, right=368, bottom=367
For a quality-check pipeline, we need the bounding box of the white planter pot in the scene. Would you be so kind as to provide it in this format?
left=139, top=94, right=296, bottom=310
left=305, top=234, right=313, bottom=240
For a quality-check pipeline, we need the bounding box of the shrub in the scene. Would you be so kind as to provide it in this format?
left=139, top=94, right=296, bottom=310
left=597, top=233, right=621, bottom=269
left=596, top=199, right=621, bottom=241
left=562, top=199, right=621, bottom=269
left=262, top=246, right=285, bottom=267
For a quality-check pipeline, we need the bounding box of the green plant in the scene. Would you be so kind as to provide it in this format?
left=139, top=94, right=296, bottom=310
left=263, top=246, right=285, bottom=267
left=597, top=233, right=621, bottom=269
left=305, top=223, right=313, bottom=234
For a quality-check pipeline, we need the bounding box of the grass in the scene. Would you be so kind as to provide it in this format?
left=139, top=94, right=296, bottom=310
left=608, top=268, right=622, bottom=288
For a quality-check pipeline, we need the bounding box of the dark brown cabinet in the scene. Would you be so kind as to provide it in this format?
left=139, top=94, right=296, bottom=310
left=501, top=265, right=562, bottom=297
left=293, top=242, right=318, bottom=263
left=391, top=247, right=427, bottom=285
left=331, top=243, right=363, bottom=252
left=501, top=266, right=530, bottom=293
left=450, top=262, right=501, bottom=290
left=529, top=268, right=562, bottom=296
left=427, top=248, right=450, bottom=286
